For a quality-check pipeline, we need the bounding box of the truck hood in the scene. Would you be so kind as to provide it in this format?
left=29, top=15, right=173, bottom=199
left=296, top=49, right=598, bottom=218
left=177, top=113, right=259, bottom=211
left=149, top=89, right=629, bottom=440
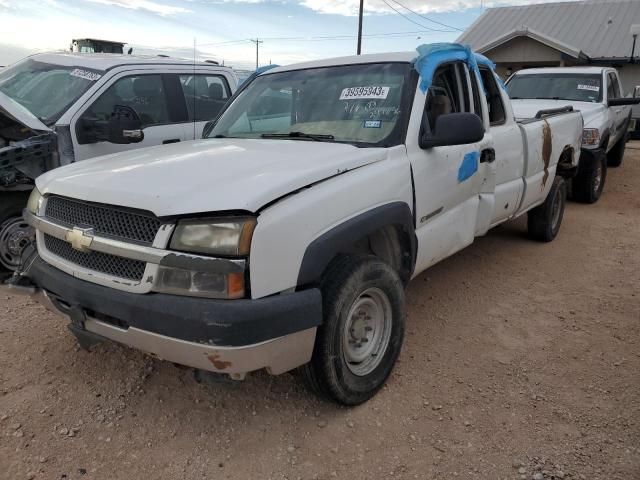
left=37, top=139, right=388, bottom=216
left=511, top=99, right=606, bottom=127
left=0, top=91, right=52, bottom=133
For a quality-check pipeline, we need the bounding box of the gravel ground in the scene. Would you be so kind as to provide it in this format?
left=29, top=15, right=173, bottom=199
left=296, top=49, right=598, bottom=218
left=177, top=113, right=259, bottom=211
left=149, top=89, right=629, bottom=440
left=1, top=145, right=639, bottom=480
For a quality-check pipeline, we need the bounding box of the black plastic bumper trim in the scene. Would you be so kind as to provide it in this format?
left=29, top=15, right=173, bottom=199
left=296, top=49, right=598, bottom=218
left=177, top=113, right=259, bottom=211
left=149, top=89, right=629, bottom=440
left=27, top=255, right=322, bottom=347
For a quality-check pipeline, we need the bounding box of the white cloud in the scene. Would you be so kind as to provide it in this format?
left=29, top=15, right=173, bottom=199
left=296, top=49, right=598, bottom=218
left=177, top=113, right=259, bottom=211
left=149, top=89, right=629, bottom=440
left=85, top=0, right=190, bottom=16
left=298, top=0, right=580, bottom=16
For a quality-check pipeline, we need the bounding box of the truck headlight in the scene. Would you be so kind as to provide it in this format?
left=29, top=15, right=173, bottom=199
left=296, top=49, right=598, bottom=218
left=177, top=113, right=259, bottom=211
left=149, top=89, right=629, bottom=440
left=582, top=128, right=600, bottom=147
left=170, top=217, right=256, bottom=257
left=26, top=188, right=44, bottom=216
left=154, top=265, right=245, bottom=299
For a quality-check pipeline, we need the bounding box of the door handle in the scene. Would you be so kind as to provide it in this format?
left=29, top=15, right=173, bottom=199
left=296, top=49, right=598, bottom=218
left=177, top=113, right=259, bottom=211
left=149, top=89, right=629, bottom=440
left=480, top=148, right=495, bottom=163
left=162, top=138, right=180, bottom=145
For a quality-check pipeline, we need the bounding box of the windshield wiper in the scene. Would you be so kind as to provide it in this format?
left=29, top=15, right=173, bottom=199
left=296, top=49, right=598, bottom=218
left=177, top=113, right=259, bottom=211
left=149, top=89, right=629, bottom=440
left=535, top=97, right=562, bottom=100
left=261, top=131, right=335, bottom=142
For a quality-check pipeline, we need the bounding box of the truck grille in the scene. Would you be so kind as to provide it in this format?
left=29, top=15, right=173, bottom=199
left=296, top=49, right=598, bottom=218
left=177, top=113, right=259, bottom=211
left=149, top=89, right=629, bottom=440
left=44, top=234, right=146, bottom=282
left=45, top=196, right=161, bottom=245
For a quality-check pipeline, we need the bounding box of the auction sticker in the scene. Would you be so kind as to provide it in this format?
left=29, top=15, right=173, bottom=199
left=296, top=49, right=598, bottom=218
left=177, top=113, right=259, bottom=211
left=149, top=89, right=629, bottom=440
left=577, top=84, right=599, bottom=92
left=340, top=86, right=390, bottom=100
left=363, top=120, right=382, bottom=128
left=70, top=68, right=102, bottom=82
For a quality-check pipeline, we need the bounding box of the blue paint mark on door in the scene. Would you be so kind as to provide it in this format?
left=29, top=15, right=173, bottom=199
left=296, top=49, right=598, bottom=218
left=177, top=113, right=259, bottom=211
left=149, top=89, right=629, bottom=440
left=458, top=151, right=479, bottom=182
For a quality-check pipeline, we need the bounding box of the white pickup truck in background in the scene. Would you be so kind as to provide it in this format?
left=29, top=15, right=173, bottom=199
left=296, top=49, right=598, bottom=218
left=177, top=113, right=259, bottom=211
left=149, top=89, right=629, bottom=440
left=0, top=53, right=237, bottom=273
left=507, top=66, right=640, bottom=203
left=12, top=44, right=583, bottom=405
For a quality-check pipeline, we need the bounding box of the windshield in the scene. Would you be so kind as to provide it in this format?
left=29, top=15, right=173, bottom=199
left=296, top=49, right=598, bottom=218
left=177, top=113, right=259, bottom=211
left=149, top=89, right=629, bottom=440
left=207, top=63, right=415, bottom=147
left=506, top=73, right=602, bottom=103
left=0, top=59, right=103, bottom=125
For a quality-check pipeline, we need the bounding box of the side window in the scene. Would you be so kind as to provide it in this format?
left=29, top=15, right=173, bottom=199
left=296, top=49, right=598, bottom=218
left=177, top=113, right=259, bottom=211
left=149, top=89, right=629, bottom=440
left=479, top=68, right=506, bottom=125
left=84, top=74, right=170, bottom=128
left=607, top=74, right=616, bottom=100
left=608, top=73, right=621, bottom=98
left=423, top=62, right=471, bottom=133
left=179, top=75, right=230, bottom=122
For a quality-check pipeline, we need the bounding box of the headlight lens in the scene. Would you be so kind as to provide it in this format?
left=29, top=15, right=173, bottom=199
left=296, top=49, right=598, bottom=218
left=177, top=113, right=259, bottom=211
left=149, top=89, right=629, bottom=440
left=26, top=188, right=44, bottom=215
left=582, top=128, right=600, bottom=147
left=154, top=265, right=245, bottom=299
left=170, top=217, right=256, bottom=256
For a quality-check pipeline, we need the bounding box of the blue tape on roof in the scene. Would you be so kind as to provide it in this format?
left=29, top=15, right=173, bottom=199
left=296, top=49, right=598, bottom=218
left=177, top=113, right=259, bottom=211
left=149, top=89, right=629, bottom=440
left=458, top=151, right=479, bottom=183
left=412, top=43, right=483, bottom=94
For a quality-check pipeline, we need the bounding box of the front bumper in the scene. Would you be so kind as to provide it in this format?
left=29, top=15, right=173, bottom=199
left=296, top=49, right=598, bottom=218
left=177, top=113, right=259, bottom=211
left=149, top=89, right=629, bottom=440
left=13, top=253, right=322, bottom=377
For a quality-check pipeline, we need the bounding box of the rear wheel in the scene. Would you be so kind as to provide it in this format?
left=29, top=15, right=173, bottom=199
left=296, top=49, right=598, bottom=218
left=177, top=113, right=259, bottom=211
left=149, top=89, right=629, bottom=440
left=572, top=153, right=606, bottom=203
left=0, top=191, right=33, bottom=276
left=527, top=176, right=567, bottom=242
left=299, top=255, right=405, bottom=405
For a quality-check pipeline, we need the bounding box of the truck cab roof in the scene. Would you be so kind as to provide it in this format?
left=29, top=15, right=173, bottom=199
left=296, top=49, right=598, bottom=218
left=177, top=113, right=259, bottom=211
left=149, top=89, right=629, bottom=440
left=267, top=51, right=417, bottom=74
left=24, top=52, right=233, bottom=72
left=512, top=66, right=614, bottom=75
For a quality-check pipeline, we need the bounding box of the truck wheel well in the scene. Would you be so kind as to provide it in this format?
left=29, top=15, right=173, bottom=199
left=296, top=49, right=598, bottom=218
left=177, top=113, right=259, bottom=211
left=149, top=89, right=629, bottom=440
left=557, top=145, right=576, bottom=178
left=296, top=202, right=416, bottom=289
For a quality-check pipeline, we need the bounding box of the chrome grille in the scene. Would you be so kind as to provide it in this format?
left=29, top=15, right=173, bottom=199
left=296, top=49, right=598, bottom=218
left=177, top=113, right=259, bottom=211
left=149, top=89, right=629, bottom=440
left=45, top=196, right=160, bottom=245
left=44, top=234, right=146, bottom=281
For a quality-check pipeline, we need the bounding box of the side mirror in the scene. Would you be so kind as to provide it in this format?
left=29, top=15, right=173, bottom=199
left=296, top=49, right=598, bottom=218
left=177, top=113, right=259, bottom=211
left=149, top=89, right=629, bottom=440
left=420, top=112, right=485, bottom=149
left=608, top=97, right=640, bottom=107
left=107, top=105, right=144, bottom=144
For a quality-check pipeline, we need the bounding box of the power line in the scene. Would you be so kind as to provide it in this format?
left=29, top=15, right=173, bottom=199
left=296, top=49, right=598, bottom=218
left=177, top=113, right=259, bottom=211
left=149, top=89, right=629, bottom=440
left=380, top=0, right=444, bottom=32
left=388, top=0, right=464, bottom=32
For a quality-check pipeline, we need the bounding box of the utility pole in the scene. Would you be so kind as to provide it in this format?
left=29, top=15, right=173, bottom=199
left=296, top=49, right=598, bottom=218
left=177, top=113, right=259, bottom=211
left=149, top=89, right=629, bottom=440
left=250, top=38, right=263, bottom=69
left=357, top=0, right=364, bottom=55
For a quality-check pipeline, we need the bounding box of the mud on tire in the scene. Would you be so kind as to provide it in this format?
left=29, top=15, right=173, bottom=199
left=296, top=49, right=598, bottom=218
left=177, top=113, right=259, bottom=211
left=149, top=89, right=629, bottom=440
left=299, top=255, right=405, bottom=405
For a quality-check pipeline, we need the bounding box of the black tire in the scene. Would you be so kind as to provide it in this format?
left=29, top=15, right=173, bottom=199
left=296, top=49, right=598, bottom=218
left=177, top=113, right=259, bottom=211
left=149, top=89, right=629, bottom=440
left=0, top=191, right=32, bottom=275
left=527, top=176, right=567, bottom=242
left=572, top=153, right=606, bottom=204
left=299, top=255, right=405, bottom=405
left=607, top=135, right=626, bottom=168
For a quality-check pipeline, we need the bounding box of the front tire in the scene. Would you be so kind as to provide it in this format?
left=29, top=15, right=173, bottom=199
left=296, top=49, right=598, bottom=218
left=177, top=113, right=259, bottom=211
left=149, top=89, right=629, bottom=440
left=299, top=255, right=405, bottom=405
left=527, top=176, right=567, bottom=242
left=607, top=135, right=626, bottom=168
left=572, top=152, right=606, bottom=203
left=0, top=191, right=33, bottom=276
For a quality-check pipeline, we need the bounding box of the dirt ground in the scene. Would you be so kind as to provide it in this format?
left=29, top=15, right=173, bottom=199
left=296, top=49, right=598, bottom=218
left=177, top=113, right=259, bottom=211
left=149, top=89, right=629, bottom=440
left=1, top=145, right=639, bottom=480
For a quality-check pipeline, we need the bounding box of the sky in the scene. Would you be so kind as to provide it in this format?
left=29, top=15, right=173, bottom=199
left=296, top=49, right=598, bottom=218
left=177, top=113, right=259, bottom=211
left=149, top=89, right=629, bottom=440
left=0, top=0, right=582, bottom=70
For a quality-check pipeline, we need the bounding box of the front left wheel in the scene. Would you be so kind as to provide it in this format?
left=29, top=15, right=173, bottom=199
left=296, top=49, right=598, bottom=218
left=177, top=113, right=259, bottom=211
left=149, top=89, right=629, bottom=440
left=0, top=191, right=33, bottom=276
left=299, top=255, right=405, bottom=405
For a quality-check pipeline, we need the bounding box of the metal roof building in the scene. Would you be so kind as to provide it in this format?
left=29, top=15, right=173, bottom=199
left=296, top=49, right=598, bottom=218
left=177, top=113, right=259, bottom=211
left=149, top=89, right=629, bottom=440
left=457, top=0, right=640, bottom=90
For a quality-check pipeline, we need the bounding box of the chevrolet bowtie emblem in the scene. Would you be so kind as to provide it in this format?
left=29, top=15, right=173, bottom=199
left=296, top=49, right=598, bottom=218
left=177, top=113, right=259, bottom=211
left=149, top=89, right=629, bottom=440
left=65, top=227, right=94, bottom=252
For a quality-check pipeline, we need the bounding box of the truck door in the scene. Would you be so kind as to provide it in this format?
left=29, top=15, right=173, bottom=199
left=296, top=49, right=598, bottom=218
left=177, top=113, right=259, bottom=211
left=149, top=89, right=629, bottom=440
left=477, top=67, right=524, bottom=226
left=410, top=61, right=493, bottom=273
left=608, top=72, right=627, bottom=145
left=70, top=71, right=189, bottom=161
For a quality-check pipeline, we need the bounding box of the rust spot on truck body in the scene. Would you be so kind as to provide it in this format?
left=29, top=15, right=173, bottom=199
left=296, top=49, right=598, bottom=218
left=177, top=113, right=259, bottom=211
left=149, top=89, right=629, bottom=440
left=207, top=353, right=232, bottom=370
left=541, top=120, right=552, bottom=189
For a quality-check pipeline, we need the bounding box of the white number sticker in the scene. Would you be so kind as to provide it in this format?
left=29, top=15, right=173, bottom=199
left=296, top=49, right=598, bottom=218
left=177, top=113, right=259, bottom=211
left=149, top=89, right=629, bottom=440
left=70, top=68, right=102, bottom=82
left=340, top=86, right=390, bottom=100
left=577, top=84, right=599, bottom=92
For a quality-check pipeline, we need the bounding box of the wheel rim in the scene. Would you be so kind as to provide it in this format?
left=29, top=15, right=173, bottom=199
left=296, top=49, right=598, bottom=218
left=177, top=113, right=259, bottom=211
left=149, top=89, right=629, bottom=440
left=593, top=162, right=603, bottom=195
left=550, top=187, right=563, bottom=231
left=342, top=287, right=393, bottom=377
left=0, top=216, right=34, bottom=271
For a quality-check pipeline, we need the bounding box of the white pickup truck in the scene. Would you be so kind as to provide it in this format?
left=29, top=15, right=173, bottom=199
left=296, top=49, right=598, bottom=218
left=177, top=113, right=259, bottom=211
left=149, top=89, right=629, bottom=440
left=0, top=53, right=237, bottom=272
left=11, top=45, right=583, bottom=405
left=507, top=67, right=640, bottom=203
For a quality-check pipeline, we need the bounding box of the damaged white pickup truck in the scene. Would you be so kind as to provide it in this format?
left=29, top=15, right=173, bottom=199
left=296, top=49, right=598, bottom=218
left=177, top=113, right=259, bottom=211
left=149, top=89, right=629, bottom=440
left=0, top=53, right=236, bottom=273
left=11, top=44, right=583, bottom=405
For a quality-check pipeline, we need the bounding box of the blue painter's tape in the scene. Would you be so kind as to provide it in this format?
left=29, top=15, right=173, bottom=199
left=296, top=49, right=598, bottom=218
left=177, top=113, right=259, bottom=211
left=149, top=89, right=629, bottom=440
left=412, top=43, right=484, bottom=94
left=458, top=151, right=479, bottom=183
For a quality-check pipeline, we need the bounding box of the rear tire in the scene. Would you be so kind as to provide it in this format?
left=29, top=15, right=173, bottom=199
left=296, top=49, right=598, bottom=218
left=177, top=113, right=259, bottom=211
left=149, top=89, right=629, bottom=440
left=299, top=255, right=405, bottom=405
left=0, top=191, right=33, bottom=276
left=607, top=135, right=626, bottom=168
left=527, top=176, right=567, bottom=242
left=572, top=153, right=606, bottom=203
